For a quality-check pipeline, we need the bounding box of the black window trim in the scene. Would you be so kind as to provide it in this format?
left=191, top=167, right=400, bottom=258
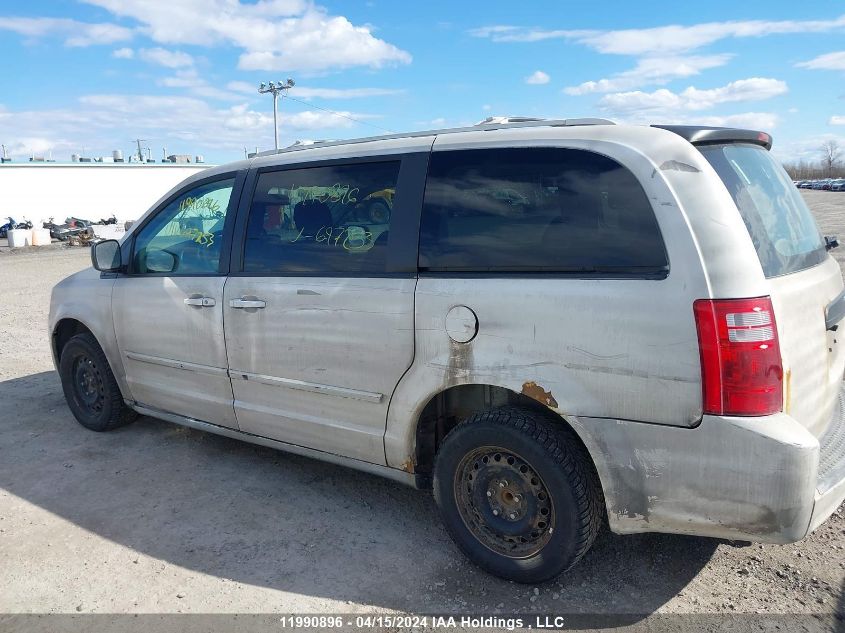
left=416, top=146, right=671, bottom=280
left=124, top=169, right=247, bottom=277
left=229, top=151, right=429, bottom=278
left=418, top=269, right=669, bottom=280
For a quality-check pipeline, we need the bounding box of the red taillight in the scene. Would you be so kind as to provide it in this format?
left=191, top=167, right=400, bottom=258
left=693, top=296, right=783, bottom=416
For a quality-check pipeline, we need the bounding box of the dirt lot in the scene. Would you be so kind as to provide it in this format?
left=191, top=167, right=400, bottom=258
left=0, top=191, right=843, bottom=628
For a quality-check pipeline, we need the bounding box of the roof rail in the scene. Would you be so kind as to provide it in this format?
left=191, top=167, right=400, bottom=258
left=475, top=116, right=614, bottom=128
left=286, top=139, right=338, bottom=148
left=476, top=116, right=546, bottom=125
left=252, top=116, right=615, bottom=158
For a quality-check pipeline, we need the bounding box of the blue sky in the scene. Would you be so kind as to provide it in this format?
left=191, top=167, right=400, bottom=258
left=0, top=0, right=843, bottom=164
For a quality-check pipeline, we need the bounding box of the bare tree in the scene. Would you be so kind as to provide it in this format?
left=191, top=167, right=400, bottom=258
left=821, top=140, right=842, bottom=177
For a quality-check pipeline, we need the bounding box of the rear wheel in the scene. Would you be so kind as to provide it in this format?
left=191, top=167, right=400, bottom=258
left=433, top=407, right=603, bottom=582
left=59, top=332, right=136, bottom=432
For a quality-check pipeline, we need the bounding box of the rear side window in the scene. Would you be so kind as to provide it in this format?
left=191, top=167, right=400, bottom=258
left=699, top=143, right=826, bottom=278
left=418, top=148, right=668, bottom=274
left=243, top=161, right=400, bottom=274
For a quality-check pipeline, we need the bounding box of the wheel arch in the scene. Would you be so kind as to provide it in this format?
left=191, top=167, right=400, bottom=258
left=409, top=383, right=602, bottom=494
left=51, top=316, right=132, bottom=404
left=52, top=318, right=95, bottom=365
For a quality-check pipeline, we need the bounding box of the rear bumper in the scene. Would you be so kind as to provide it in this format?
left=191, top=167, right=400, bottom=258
left=808, top=389, right=845, bottom=532
left=574, top=391, right=845, bottom=543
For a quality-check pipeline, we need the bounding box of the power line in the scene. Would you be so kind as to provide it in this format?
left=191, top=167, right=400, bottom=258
left=283, top=94, right=396, bottom=134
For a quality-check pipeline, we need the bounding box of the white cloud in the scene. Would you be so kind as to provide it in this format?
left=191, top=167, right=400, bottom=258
left=468, top=25, right=587, bottom=43
left=0, top=16, right=133, bottom=46
left=613, top=110, right=780, bottom=131
left=473, top=17, right=845, bottom=97
left=4, top=137, right=63, bottom=158
left=158, top=76, right=404, bottom=103
left=289, top=87, right=406, bottom=99
left=831, top=116, right=845, bottom=125
left=471, top=15, right=845, bottom=56
left=139, top=47, right=194, bottom=68
left=695, top=112, right=780, bottom=130
left=159, top=70, right=261, bottom=101
left=564, top=54, right=731, bottom=94
left=524, top=70, right=550, bottom=85
left=223, top=82, right=405, bottom=100
left=599, top=78, right=788, bottom=113
left=112, top=47, right=134, bottom=59
left=796, top=51, right=845, bottom=70
left=223, top=103, right=361, bottom=131
left=226, top=81, right=258, bottom=94
left=0, top=93, right=381, bottom=160
left=771, top=133, right=845, bottom=161
left=79, top=0, right=411, bottom=72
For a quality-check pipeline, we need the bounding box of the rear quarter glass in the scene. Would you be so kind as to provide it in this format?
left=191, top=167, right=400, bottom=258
left=698, top=143, right=826, bottom=278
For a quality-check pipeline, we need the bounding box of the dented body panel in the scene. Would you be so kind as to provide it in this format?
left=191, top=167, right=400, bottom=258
left=572, top=399, right=845, bottom=541
left=574, top=413, right=819, bottom=541
left=48, top=268, right=130, bottom=399
left=50, top=121, right=845, bottom=548
left=222, top=275, right=416, bottom=464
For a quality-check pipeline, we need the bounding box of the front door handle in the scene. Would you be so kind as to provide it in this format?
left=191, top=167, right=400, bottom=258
left=184, top=296, right=216, bottom=307
left=229, top=298, right=266, bottom=309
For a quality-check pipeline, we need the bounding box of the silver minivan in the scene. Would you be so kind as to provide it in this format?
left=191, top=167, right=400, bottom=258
left=49, top=118, right=845, bottom=582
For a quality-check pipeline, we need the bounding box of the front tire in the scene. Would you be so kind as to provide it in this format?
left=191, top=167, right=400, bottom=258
left=433, top=407, right=603, bottom=583
left=59, top=332, right=137, bottom=432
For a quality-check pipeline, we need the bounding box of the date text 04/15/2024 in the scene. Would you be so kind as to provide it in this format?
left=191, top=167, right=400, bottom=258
left=277, top=615, right=573, bottom=629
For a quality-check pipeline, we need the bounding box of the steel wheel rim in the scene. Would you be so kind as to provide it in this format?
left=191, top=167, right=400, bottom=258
left=454, top=446, right=555, bottom=558
left=72, top=355, right=105, bottom=413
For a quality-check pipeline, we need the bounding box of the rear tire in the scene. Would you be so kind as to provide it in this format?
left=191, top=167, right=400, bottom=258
left=433, top=407, right=603, bottom=583
left=59, top=332, right=137, bottom=432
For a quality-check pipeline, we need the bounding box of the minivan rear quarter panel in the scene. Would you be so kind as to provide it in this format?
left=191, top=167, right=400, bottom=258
left=385, top=127, right=723, bottom=470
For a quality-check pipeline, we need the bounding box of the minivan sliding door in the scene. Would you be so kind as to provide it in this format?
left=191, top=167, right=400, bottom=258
left=224, top=153, right=427, bottom=464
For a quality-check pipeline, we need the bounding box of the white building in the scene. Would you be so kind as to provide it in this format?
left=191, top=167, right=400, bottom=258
left=0, top=162, right=213, bottom=228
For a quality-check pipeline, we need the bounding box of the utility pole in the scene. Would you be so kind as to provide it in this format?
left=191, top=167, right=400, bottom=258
left=258, top=78, right=295, bottom=151
left=0, top=144, right=7, bottom=163
left=133, top=139, right=147, bottom=162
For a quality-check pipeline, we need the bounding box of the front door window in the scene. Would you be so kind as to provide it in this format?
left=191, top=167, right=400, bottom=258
left=132, top=178, right=235, bottom=274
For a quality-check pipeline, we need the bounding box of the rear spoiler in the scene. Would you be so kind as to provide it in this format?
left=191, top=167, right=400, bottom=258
left=652, top=125, right=773, bottom=151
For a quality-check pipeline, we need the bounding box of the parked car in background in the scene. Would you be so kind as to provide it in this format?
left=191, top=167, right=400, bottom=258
left=50, top=119, right=845, bottom=583
left=830, top=179, right=845, bottom=192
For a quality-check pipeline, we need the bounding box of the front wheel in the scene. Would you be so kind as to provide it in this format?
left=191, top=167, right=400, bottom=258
left=59, top=333, right=137, bottom=432
left=433, top=407, right=603, bottom=583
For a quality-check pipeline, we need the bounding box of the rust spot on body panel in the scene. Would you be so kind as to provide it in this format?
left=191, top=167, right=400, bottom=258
left=521, top=381, right=558, bottom=408
left=784, top=369, right=792, bottom=414
left=659, top=160, right=700, bottom=173
left=400, top=457, right=415, bottom=473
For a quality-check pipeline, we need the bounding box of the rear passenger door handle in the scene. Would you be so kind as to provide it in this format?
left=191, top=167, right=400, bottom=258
left=229, top=298, right=266, bottom=309
left=184, top=297, right=216, bottom=307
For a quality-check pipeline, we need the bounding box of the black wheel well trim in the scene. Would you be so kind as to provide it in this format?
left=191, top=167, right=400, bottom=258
left=52, top=318, right=97, bottom=362
left=411, top=383, right=600, bottom=490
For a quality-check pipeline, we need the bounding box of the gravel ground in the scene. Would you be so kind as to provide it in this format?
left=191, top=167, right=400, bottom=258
left=0, top=191, right=843, bottom=630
